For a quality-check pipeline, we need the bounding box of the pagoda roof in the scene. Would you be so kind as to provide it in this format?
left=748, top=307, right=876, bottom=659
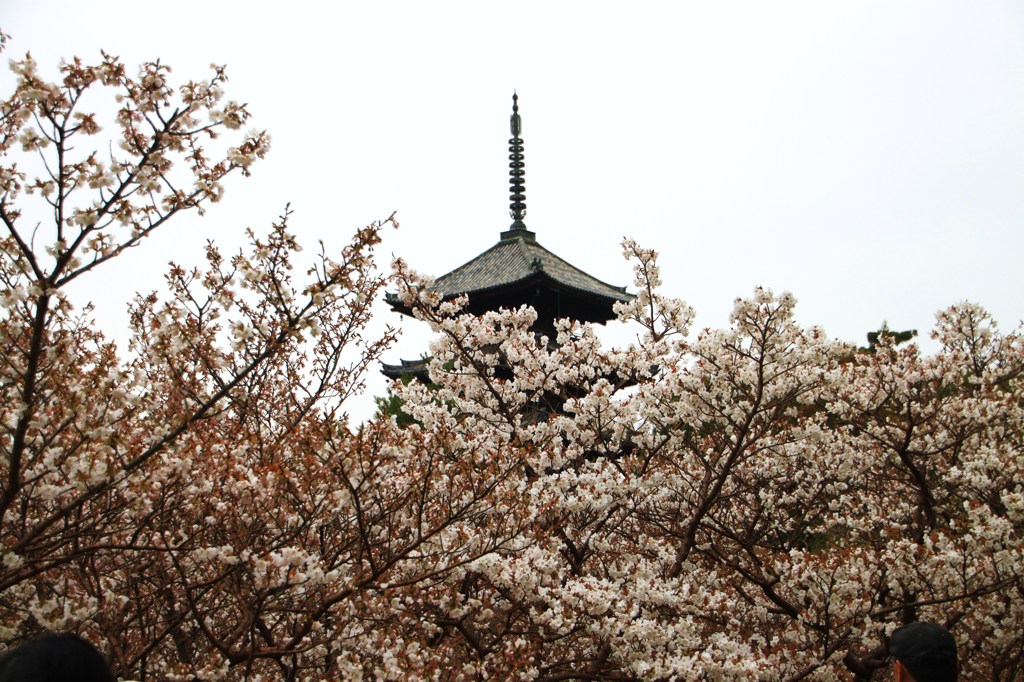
left=430, top=227, right=630, bottom=304
left=381, top=357, right=430, bottom=381
left=383, top=93, right=632, bottom=327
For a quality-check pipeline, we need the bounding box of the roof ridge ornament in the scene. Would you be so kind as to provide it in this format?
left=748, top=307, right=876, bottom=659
left=508, top=92, right=528, bottom=232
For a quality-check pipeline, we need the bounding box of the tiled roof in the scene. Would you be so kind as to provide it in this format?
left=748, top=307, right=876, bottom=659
left=431, top=229, right=631, bottom=303
left=381, top=358, right=430, bottom=380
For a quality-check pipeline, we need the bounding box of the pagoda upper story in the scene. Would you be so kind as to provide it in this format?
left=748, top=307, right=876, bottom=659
left=407, top=225, right=632, bottom=332
left=384, top=94, right=631, bottom=379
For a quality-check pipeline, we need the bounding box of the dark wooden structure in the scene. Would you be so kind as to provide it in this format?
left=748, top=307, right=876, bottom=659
left=383, top=94, right=631, bottom=381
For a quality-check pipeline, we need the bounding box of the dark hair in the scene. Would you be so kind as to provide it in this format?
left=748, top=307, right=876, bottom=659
left=0, top=633, right=114, bottom=682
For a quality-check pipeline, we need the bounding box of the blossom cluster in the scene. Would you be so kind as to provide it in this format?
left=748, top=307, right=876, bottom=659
left=1, top=46, right=1022, bottom=681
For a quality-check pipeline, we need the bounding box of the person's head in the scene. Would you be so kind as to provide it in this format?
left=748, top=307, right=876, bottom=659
left=889, top=622, right=958, bottom=682
left=0, top=632, right=114, bottom=682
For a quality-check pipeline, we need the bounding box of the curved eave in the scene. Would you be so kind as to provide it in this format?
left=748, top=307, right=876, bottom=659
left=432, top=237, right=630, bottom=299
left=381, top=358, right=431, bottom=380
left=385, top=234, right=633, bottom=321
left=386, top=271, right=631, bottom=325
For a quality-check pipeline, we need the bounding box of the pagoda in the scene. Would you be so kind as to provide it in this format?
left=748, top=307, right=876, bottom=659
left=383, top=94, right=631, bottom=380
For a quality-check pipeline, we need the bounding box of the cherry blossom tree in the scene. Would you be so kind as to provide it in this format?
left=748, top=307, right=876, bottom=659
left=0, top=45, right=547, bottom=682
left=2, top=43, right=1022, bottom=682
left=0, top=46, right=271, bottom=649
left=386, top=244, right=1024, bottom=681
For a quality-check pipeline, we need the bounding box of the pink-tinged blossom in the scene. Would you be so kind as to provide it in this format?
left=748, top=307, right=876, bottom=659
left=2, top=43, right=1023, bottom=682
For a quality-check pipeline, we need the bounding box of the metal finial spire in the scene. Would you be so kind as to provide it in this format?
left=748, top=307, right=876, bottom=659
left=508, top=92, right=527, bottom=230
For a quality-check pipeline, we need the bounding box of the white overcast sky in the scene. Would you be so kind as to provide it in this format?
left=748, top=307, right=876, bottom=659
left=4, top=2, right=1024, bottom=422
